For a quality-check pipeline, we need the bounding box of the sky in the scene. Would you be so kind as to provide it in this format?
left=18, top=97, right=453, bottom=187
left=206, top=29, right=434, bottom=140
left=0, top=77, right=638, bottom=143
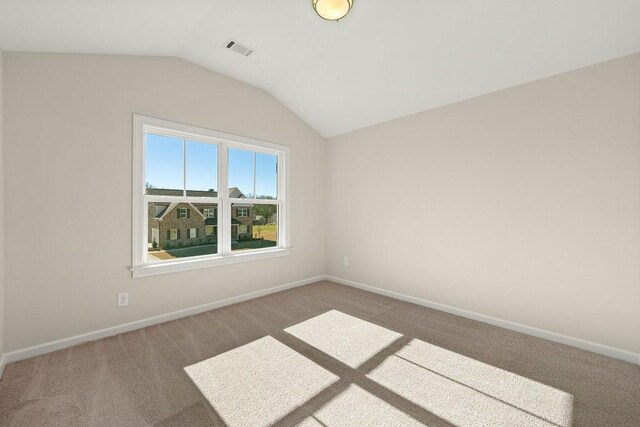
left=145, top=133, right=277, bottom=198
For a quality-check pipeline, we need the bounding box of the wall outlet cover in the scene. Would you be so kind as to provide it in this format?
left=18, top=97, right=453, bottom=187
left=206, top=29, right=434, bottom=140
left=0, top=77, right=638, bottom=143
left=117, top=292, right=129, bottom=307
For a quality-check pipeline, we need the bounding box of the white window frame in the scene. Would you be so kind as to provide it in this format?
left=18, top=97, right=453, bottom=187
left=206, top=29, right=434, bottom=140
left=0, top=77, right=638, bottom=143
left=188, top=228, right=197, bottom=239
left=169, top=229, right=178, bottom=240
left=237, top=208, right=249, bottom=217
left=203, top=208, right=216, bottom=218
left=131, top=114, right=290, bottom=278
left=178, top=208, right=188, bottom=218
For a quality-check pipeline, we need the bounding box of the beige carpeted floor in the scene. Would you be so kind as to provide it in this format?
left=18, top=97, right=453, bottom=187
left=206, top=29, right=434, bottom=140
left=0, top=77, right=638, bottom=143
left=0, top=281, right=638, bottom=426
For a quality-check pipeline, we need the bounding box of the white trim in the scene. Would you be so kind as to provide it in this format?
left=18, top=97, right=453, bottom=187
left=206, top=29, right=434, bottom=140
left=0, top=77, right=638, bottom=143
left=279, top=150, right=290, bottom=247
left=138, top=114, right=289, bottom=155
left=229, top=198, right=276, bottom=205
left=156, top=202, right=178, bottom=221
left=2, top=275, right=324, bottom=366
left=147, top=195, right=220, bottom=203
left=326, top=275, right=640, bottom=365
left=220, top=143, right=230, bottom=255
left=132, top=114, right=145, bottom=269
left=132, top=248, right=291, bottom=278
left=182, top=133, right=187, bottom=196
left=252, top=151, right=257, bottom=197
left=2, top=275, right=638, bottom=376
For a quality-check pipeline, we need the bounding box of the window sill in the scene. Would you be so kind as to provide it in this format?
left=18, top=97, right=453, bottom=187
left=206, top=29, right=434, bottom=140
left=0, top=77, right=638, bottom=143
left=130, top=248, right=291, bottom=278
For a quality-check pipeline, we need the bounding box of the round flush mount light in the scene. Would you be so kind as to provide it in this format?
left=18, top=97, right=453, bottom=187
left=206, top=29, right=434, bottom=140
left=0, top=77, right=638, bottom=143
left=312, top=0, right=353, bottom=21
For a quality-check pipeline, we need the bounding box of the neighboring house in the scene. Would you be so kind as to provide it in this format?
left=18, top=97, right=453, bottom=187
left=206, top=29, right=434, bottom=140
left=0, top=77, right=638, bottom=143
left=231, top=203, right=254, bottom=240
left=147, top=187, right=253, bottom=248
left=253, top=215, right=266, bottom=225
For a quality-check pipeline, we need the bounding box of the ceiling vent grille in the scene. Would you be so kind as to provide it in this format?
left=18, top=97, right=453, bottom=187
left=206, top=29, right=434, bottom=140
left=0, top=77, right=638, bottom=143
left=224, top=39, right=254, bottom=57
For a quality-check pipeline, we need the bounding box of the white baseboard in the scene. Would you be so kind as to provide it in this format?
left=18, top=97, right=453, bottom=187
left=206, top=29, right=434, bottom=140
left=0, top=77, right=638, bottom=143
left=3, top=273, right=638, bottom=374
left=2, top=275, right=326, bottom=368
left=327, top=275, right=640, bottom=365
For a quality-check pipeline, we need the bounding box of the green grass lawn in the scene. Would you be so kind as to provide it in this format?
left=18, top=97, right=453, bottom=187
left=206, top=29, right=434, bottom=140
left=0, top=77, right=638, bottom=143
left=165, top=244, right=218, bottom=258
left=152, top=230, right=278, bottom=259
left=231, top=239, right=277, bottom=251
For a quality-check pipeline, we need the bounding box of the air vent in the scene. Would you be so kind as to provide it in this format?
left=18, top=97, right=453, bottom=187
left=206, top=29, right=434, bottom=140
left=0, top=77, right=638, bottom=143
left=224, top=39, right=254, bottom=57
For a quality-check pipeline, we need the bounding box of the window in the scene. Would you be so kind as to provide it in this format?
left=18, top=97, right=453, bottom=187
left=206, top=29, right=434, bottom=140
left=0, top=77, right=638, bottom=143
left=132, top=115, right=290, bottom=277
left=234, top=203, right=278, bottom=252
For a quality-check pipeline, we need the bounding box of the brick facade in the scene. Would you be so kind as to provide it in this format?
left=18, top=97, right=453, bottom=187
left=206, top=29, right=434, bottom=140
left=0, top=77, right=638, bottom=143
left=148, top=202, right=253, bottom=249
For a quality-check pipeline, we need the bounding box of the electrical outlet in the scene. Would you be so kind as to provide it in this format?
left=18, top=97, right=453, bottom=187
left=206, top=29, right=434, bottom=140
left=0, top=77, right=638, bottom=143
left=343, top=256, right=349, bottom=266
left=117, top=292, right=129, bottom=307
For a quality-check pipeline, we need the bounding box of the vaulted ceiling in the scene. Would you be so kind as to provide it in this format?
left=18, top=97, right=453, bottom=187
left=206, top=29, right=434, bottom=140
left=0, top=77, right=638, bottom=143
left=1, top=0, right=639, bottom=137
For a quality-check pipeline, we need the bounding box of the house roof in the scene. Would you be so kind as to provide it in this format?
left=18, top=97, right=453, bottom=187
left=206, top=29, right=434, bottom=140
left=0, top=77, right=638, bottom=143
left=149, top=187, right=252, bottom=220
left=152, top=203, right=171, bottom=219
left=147, top=187, right=245, bottom=198
left=151, top=201, right=215, bottom=220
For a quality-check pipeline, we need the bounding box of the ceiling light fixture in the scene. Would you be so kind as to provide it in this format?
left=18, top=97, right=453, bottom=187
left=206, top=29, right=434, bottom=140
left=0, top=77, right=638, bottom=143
left=312, top=0, right=353, bottom=21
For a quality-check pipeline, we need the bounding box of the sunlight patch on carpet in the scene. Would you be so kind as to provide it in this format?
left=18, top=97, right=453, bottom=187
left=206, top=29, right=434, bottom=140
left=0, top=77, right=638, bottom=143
left=367, top=338, right=574, bottom=427
left=298, top=384, right=426, bottom=426
left=184, top=336, right=339, bottom=427
left=186, top=311, right=573, bottom=427
left=285, top=310, right=402, bottom=368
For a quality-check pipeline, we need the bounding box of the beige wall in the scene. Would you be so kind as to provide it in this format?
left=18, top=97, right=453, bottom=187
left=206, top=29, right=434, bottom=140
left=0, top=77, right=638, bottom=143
left=3, top=53, right=326, bottom=352
left=326, top=54, right=640, bottom=354
left=0, top=49, right=4, bottom=356
left=3, top=51, right=639, bottom=357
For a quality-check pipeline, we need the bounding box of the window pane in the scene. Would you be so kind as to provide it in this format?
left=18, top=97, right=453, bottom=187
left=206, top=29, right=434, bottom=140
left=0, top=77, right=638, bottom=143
left=145, top=133, right=184, bottom=195
left=147, top=201, right=218, bottom=263
left=255, top=153, right=278, bottom=199
left=231, top=203, right=278, bottom=252
left=186, top=140, right=218, bottom=197
left=228, top=148, right=253, bottom=198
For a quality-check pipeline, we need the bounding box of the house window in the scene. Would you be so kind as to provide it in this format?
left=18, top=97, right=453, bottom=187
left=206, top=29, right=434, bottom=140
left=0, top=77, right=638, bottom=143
left=132, top=115, right=290, bottom=277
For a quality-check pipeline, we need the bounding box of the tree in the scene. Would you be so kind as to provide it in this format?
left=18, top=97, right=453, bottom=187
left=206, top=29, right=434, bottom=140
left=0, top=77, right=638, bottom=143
left=254, top=205, right=275, bottom=221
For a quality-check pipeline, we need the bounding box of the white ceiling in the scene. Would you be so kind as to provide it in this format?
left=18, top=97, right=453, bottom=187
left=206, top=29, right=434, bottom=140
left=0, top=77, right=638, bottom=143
left=1, top=0, right=639, bottom=137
